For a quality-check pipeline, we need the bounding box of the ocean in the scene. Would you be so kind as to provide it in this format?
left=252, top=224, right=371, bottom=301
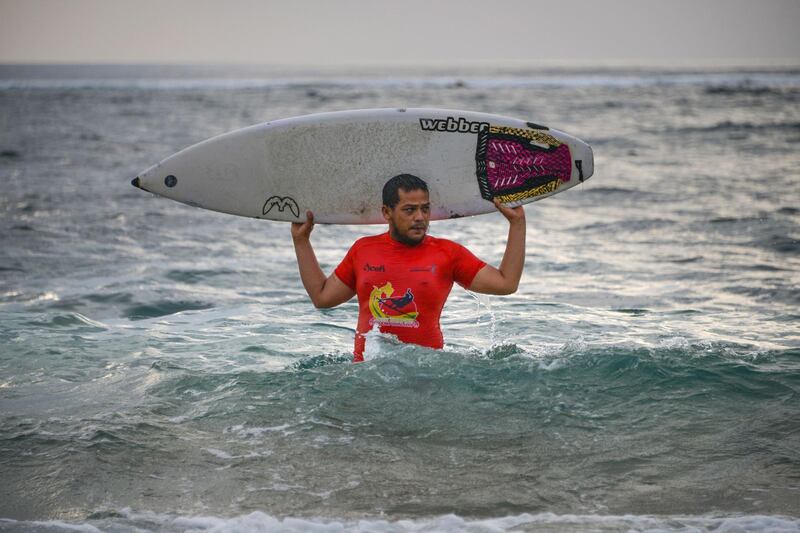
left=0, top=64, right=798, bottom=532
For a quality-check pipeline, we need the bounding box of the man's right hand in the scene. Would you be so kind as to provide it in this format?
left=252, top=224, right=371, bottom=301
left=291, top=211, right=315, bottom=241
left=290, top=209, right=355, bottom=309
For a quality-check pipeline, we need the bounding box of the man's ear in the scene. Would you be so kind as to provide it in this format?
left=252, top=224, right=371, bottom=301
left=381, top=205, right=391, bottom=222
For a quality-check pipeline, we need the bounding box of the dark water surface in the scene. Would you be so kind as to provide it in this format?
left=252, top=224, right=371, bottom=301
left=1, top=65, right=799, bottom=532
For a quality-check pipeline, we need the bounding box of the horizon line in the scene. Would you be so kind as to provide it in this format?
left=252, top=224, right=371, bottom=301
left=1, top=57, right=800, bottom=70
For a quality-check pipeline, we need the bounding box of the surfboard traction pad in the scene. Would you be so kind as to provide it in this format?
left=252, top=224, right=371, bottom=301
left=475, top=125, right=572, bottom=204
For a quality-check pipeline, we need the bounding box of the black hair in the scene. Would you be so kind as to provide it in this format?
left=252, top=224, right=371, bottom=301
left=382, top=174, right=428, bottom=208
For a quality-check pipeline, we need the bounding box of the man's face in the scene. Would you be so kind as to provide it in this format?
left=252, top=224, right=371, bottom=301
left=382, top=188, right=430, bottom=246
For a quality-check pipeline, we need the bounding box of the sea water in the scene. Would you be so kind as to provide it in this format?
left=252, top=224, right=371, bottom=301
left=0, top=64, right=798, bottom=532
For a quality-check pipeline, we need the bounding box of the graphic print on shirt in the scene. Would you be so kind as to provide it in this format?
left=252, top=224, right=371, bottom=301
left=368, top=281, right=420, bottom=328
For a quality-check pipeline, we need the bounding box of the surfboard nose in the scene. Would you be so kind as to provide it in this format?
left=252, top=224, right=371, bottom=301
left=132, top=163, right=163, bottom=194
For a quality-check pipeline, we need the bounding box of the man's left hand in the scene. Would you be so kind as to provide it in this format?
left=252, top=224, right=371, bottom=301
left=493, top=198, right=525, bottom=223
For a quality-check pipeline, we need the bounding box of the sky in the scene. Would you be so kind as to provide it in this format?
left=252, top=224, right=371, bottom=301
left=1, top=0, right=799, bottom=67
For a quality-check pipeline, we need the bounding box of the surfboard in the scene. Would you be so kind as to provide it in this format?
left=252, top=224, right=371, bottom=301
left=132, top=108, right=593, bottom=224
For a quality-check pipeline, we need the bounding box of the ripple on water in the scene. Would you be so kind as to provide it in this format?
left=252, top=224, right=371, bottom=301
left=83, top=291, right=135, bottom=304
left=24, top=312, right=108, bottom=331
left=164, top=268, right=238, bottom=284
left=124, top=300, right=215, bottom=320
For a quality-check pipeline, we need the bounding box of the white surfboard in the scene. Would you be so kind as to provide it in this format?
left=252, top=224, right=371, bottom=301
left=132, top=108, right=593, bottom=224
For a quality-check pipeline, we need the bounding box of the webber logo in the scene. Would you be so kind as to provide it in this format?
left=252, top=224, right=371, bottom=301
left=419, top=116, right=489, bottom=134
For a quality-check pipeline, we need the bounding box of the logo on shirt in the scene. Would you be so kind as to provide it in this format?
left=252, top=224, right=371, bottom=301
left=368, top=281, right=419, bottom=328
left=363, top=263, right=385, bottom=272
left=409, top=264, right=436, bottom=273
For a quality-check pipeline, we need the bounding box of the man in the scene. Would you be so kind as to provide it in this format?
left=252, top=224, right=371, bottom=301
left=291, top=174, right=526, bottom=362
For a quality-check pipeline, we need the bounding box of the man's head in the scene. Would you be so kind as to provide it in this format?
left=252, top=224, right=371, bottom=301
left=382, top=174, right=430, bottom=246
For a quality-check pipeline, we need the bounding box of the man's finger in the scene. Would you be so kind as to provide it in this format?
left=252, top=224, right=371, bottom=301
left=493, top=198, right=511, bottom=213
left=492, top=199, right=525, bottom=221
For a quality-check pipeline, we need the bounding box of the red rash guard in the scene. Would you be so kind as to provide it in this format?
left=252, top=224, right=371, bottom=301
left=334, top=232, right=486, bottom=361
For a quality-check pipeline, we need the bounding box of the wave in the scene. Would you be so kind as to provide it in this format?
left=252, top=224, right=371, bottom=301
left=3, top=343, right=798, bottom=524
left=24, top=312, right=108, bottom=330
left=138, top=343, right=800, bottom=431
left=669, top=120, right=800, bottom=134
left=576, top=186, right=641, bottom=196
left=123, top=300, right=215, bottom=320
left=164, top=268, right=239, bottom=284
left=704, top=84, right=799, bottom=97
left=1, top=510, right=798, bottom=532
left=2, top=68, right=799, bottom=91
left=140, top=337, right=800, bottom=383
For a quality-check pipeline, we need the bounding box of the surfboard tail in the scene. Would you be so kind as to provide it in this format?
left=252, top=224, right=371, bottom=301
left=476, top=124, right=593, bottom=205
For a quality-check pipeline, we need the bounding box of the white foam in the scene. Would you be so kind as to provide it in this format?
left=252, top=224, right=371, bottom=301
left=3, top=511, right=797, bottom=533
left=362, top=323, right=402, bottom=361
left=224, top=423, right=296, bottom=438
left=203, top=447, right=266, bottom=460
left=204, top=447, right=235, bottom=459
left=0, top=518, right=103, bottom=532
left=538, top=357, right=568, bottom=371
left=467, top=290, right=497, bottom=345
left=658, top=336, right=691, bottom=349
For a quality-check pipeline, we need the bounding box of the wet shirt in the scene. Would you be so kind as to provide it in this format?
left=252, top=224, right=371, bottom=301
left=334, top=232, right=486, bottom=361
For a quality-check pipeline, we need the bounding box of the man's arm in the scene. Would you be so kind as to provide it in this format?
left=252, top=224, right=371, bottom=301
left=468, top=199, right=526, bottom=295
left=291, top=211, right=356, bottom=308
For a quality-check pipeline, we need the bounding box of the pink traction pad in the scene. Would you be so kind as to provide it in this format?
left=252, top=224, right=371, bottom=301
left=485, top=138, right=572, bottom=192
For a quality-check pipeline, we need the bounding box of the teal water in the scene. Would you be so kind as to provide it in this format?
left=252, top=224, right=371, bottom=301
left=0, top=65, right=799, bottom=531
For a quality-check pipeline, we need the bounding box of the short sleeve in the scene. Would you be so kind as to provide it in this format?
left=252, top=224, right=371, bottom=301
left=334, top=243, right=358, bottom=291
left=451, top=243, right=486, bottom=289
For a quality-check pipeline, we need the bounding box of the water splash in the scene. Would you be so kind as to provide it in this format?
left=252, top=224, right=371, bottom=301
left=468, top=290, right=496, bottom=345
